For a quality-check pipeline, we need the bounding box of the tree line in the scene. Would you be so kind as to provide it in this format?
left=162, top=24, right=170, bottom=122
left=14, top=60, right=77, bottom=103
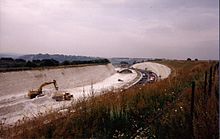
left=0, top=57, right=110, bottom=69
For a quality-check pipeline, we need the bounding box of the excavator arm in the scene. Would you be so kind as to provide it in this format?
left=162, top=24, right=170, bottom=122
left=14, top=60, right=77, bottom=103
left=37, top=80, right=58, bottom=93
left=28, top=80, right=58, bottom=99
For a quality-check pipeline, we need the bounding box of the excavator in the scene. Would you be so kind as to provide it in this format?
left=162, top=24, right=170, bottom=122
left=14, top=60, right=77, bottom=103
left=28, top=80, right=73, bottom=101
left=28, top=80, right=58, bottom=99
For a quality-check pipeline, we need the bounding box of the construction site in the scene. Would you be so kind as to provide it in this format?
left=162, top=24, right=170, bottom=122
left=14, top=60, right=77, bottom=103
left=0, top=62, right=170, bottom=125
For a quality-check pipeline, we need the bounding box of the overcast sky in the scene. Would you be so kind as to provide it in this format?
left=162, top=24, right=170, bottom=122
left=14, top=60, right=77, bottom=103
left=0, top=0, right=219, bottom=59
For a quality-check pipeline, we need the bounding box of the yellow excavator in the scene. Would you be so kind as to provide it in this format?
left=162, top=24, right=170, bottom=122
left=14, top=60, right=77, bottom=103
left=28, top=80, right=73, bottom=101
left=28, top=80, right=58, bottom=99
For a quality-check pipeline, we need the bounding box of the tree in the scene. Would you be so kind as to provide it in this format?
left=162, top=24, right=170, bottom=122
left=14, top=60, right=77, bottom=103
left=133, top=61, right=137, bottom=65
left=62, top=60, right=71, bottom=65
left=26, top=61, right=37, bottom=67
left=15, top=59, right=26, bottom=63
left=187, top=58, right=192, bottom=61
left=0, top=57, right=14, bottom=62
left=40, top=59, right=59, bottom=67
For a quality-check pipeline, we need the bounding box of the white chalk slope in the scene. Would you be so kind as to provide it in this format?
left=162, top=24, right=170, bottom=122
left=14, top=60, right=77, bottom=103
left=0, top=64, right=138, bottom=125
left=0, top=64, right=115, bottom=97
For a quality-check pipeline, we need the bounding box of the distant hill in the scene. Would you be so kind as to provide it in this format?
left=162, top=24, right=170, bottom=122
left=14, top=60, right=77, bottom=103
left=0, top=53, right=21, bottom=59
left=109, top=57, right=151, bottom=66
left=18, top=53, right=100, bottom=63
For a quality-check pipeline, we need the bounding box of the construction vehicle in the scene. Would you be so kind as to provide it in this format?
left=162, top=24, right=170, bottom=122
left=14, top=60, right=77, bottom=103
left=28, top=80, right=58, bottom=99
left=28, top=80, right=73, bottom=101
left=52, top=92, right=73, bottom=101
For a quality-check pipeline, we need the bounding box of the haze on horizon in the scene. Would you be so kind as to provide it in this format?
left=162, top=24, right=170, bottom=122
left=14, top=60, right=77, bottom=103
left=0, top=0, right=219, bottom=60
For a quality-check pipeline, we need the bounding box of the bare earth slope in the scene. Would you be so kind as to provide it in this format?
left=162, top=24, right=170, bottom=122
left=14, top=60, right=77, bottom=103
left=0, top=64, right=115, bottom=97
left=0, top=64, right=140, bottom=125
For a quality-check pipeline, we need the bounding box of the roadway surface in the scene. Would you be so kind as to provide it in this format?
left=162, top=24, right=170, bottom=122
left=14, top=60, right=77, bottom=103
left=135, top=69, right=158, bottom=85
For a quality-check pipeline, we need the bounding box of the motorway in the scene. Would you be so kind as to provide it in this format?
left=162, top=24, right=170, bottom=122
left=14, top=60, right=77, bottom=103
left=135, top=69, right=158, bottom=85
left=120, top=68, right=159, bottom=88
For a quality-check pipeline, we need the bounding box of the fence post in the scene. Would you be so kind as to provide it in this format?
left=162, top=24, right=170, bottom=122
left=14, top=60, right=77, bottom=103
left=208, top=66, right=212, bottom=97
left=204, top=71, right=207, bottom=100
left=190, top=81, right=195, bottom=139
left=214, top=63, right=219, bottom=101
left=213, top=64, right=217, bottom=82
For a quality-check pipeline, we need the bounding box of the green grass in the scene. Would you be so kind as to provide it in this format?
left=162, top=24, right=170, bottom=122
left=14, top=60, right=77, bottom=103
left=1, top=60, right=219, bottom=138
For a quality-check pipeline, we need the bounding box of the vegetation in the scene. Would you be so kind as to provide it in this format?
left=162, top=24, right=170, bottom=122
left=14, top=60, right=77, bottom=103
left=0, top=57, right=110, bottom=72
left=187, top=58, right=192, bottom=61
left=0, top=60, right=219, bottom=138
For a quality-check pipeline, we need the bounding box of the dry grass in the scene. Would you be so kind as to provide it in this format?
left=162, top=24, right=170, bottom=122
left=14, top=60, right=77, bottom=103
left=0, top=60, right=219, bottom=138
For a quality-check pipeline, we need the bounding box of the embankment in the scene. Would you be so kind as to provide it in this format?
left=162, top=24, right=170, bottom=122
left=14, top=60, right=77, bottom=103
left=0, top=64, right=116, bottom=97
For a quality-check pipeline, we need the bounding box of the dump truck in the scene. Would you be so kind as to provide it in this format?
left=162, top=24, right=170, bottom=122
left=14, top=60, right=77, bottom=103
left=52, top=92, right=73, bottom=101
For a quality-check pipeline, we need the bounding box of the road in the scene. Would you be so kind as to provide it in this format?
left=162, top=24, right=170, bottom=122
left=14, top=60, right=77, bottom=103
left=135, top=69, right=158, bottom=85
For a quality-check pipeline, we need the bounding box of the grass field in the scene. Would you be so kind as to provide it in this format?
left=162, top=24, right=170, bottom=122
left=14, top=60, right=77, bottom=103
left=1, top=60, right=219, bottom=138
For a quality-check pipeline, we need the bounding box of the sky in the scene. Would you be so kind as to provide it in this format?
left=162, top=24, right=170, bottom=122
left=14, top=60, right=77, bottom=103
left=0, top=0, right=219, bottom=60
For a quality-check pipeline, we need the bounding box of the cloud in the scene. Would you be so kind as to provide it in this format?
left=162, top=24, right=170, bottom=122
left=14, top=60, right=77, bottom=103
left=0, top=0, right=218, bottom=59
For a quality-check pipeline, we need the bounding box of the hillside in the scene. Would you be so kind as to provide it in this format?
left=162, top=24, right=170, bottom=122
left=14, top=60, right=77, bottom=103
left=0, top=64, right=118, bottom=124
left=0, top=60, right=219, bottom=138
